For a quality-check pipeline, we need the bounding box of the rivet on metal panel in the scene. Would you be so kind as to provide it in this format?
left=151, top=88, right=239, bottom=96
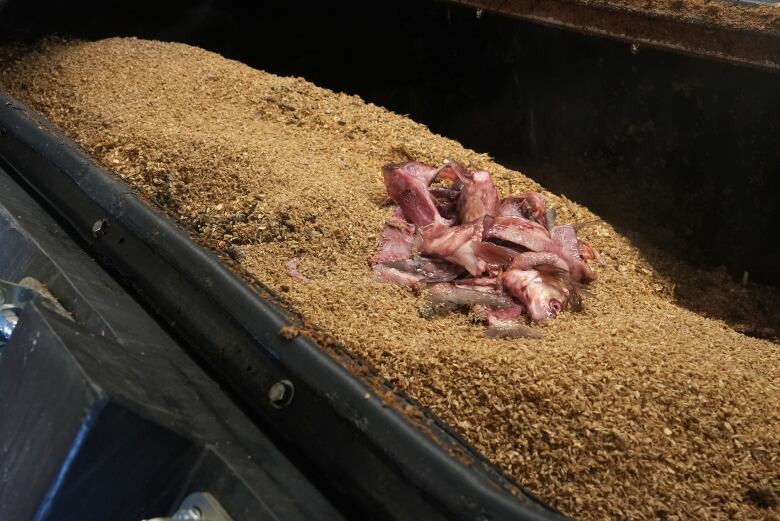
left=268, top=379, right=295, bottom=409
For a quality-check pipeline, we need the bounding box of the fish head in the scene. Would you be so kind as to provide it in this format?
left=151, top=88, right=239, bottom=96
left=526, top=278, right=567, bottom=322
left=502, top=269, right=569, bottom=322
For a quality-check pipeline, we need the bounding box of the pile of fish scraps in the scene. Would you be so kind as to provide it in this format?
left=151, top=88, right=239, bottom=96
left=372, top=160, right=603, bottom=339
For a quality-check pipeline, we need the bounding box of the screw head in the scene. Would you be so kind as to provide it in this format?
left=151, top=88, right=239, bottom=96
left=268, top=379, right=295, bottom=409
left=172, top=506, right=202, bottom=521
left=92, top=218, right=110, bottom=237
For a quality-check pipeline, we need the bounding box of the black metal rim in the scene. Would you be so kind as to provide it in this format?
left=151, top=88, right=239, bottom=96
left=0, top=93, right=565, bottom=521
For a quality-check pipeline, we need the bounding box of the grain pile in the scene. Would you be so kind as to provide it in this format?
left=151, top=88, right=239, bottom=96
left=1, top=39, right=778, bottom=520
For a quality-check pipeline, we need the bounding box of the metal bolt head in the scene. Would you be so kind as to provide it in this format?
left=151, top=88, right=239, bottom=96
left=172, top=506, right=203, bottom=520
left=0, top=307, right=20, bottom=345
left=268, top=379, right=295, bottom=409
left=92, top=218, right=110, bottom=237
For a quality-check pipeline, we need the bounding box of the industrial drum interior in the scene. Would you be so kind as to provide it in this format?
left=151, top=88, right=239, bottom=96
left=0, top=1, right=778, bottom=520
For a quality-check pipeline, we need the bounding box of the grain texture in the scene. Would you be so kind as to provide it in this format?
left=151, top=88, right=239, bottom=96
left=2, top=38, right=778, bottom=520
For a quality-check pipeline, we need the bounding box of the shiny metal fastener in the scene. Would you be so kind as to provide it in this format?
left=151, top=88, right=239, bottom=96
left=0, top=278, right=68, bottom=348
left=0, top=306, right=19, bottom=344
left=268, top=379, right=295, bottom=409
left=92, top=218, right=110, bottom=237
left=142, top=492, right=234, bottom=521
left=0, top=279, right=36, bottom=348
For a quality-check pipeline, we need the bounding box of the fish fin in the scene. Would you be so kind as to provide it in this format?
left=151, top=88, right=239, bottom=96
left=443, top=159, right=472, bottom=183
left=578, top=239, right=605, bottom=265
left=544, top=207, right=557, bottom=230
left=473, top=241, right=519, bottom=266
left=411, top=228, right=423, bottom=256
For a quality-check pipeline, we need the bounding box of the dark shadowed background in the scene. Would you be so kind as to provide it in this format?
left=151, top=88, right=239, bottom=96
left=1, top=0, right=778, bottom=292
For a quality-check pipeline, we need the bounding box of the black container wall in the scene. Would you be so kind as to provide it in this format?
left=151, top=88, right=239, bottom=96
left=0, top=1, right=778, bottom=517
left=0, top=92, right=565, bottom=521
left=0, top=163, right=345, bottom=521
left=0, top=0, right=778, bottom=291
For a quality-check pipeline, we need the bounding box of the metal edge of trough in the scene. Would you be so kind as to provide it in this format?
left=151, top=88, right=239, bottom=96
left=0, top=93, right=567, bottom=521
left=445, top=0, right=780, bottom=71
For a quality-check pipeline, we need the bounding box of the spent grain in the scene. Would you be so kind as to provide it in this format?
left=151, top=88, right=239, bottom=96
left=1, top=38, right=778, bottom=520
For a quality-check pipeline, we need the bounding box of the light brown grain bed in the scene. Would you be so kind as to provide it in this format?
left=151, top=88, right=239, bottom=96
left=1, top=38, right=778, bottom=520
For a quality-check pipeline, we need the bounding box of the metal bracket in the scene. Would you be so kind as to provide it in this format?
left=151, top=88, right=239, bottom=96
left=143, top=492, right=236, bottom=521
left=0, top=278, right=38, bottom=307
left=0, top=278, right=68, bottom=347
